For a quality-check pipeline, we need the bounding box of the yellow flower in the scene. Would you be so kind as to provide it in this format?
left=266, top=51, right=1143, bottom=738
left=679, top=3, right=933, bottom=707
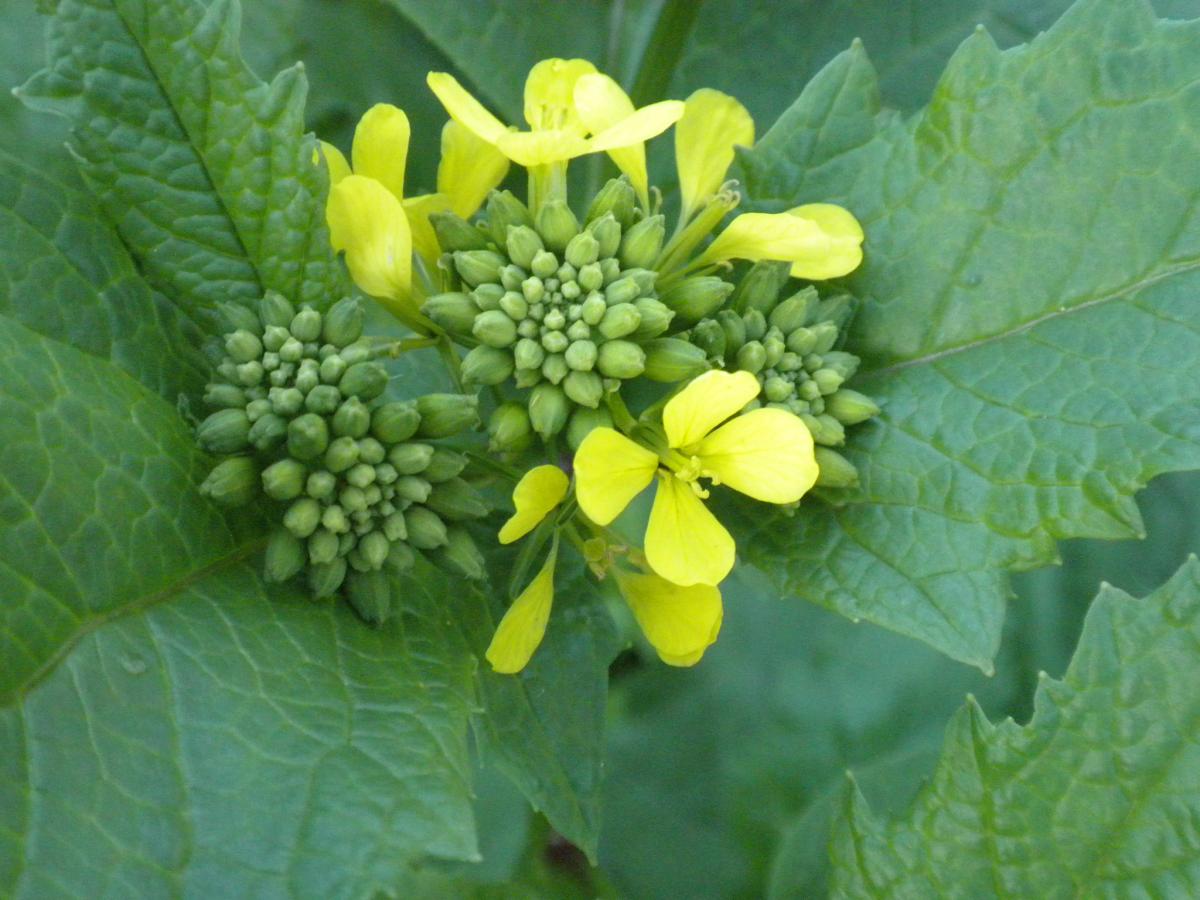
left=574, top=370, right=818, bottom=586
left=486, top=544, right=557, bottom=674
left=697, top=204, right=865, bottom=280
left=674, top=88, right=755, bottom=222
left=321, top=104, right=508, bottom=316
left=426, top=59, right=683, bottom=170
left=497, top=464, right=569, bottom=544
left=614, top=567, right=723, bottom=666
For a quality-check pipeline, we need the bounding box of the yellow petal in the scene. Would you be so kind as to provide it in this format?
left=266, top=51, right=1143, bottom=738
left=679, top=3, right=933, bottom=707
left=326, top=174, right=412, bottom=301
left=319, top=141, right=351, bottom=185
left=485, top=548, right=556, bottom=674
left=573, top=73, right=648, bottom=203
left=698, top=209, right=863, bottom=280
left=437, top=120, right=510, bottom=218
left=573, top=427, right=658, bottom=526
left=498, top=464, right=569, bottom=544
left=696, top=408, right=818, bottom=504
left=351, top=103, right=410, bottom=201
left=675, top=88, right=754, bottom=218
left=523, top=58, right=597, bottom=131
left=587, top=100, right=685, bottom=153
left=662, top=369, right=760, bottom=449
left=645, top=474, right=735, bottom=587
left=403, top=192, right=452, bottom=273
left=615, top=568, right=723, bottom=667
left=786, top=204, right=864, bottom=279
left=427, top=72, right=509, bottom=145
left=496, top=128, right=592, bottom=166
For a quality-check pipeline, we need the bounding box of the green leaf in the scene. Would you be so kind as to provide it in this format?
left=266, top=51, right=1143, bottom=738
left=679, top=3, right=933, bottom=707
left=0, top=147, right=208, bottom=401
left=732, top=0, right=1200, bottom=667
left=19, top=0, right=349, bottom=313
left=824, top=556, right=1200, bottom=897
left=461, top=552, right=621, bottom=861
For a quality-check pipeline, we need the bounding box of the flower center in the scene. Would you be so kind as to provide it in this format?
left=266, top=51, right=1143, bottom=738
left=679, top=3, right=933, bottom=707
left=661, top=449, right=720, bottom=498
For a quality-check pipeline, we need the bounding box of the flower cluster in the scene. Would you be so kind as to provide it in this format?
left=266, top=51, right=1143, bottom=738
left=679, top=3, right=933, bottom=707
left=196, top=294, right=484, bottom=623
left=280, top=56, right=875, bottom=668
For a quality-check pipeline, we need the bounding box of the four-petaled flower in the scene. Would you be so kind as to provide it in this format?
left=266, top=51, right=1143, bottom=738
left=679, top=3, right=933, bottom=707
left=574, top=370, right=819, bottom=587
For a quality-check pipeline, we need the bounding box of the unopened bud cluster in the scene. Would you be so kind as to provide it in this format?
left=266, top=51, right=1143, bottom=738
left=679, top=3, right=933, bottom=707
left=196, top=292, right=486, bottom=622
left=424, top=177, right=686, bottom=441
left=682, top=266, right=881, bottom=488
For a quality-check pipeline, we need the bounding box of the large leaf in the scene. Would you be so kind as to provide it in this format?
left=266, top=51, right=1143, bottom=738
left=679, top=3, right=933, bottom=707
left=19, top=0, right=349, bottom=313
left=732, top=0, right=1200, bottom=667
left=824, top=556, right=1200, bottom=897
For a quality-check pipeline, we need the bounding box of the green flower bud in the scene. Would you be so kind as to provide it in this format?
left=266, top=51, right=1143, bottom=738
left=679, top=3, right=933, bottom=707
left=598, top=302, right=642, bottom=339
left=500, top=264, right=527, bottom=291
left=514, top=337, right=546, bottom=370
left=743, top=309, right=768, bottom=341
left=763, top=375, right=793, bottom=403
left=566, top=319, right=591, bottom=341
left=382, top=511, right=407, bottom=542
left=565, top=339, right=598, bottom=371
left=769, top=289, right=819, bottom=333
left=307, top=470, right=336, bottom=500
left=203, top=383, right=246, bottom=410
left=563, top=369, right=605, bottom=408
left=472, top=309, right=518, bottom=348
left=618, top=214, right=664, bottom=269
left=197, top=408, right=251, bottom=454
left=642, top=338, right=711, bottom=382
left=284, top=497, right=322, bottom=538
left=329, top=397, right=369, bottom=439
left=267, top=386, right=301, bottom=417
left=529, top=383, right=570, bottom=437
left=541, top=352, right=569, bottom=384
left=308, top=557, right=347, bottom=598
left=717, top=309, right=747, bottom=352
left=406, top=506, right=449, bottom=549
left=812, top=368, right=845, bottom=395
left=488, top=402, right=533, bottom=453
left=305, top=384, right=342, bottom=416
left=801, top=413, right=846, bottom=446
left=279, top=337, right=304, bottom=364
left=474, top=283, right=505, bottom=311
left=581, top=293, right=608, bottom=326
left=358, top=531, right=391, bottom=571
left=691, top=319, right=727, bottom=361
left=288, top=308, right=322, bottom=343
left=383, top=542, right=415, bottom=576
left=425, top=477, right=488, bottom=521
left=587, top=213, right=623, bottom=261
left=339, top=361, right=388, bottom=401
left=505, top=225, right=545, bottom=268
left=826, top=389, right=879, bottom=425
left=346, top=569, right=392, bottom=624
left=736, top=340, right=767, bottom=374
left=577, top=262, right=604, bottom=293
left=307, top=528, right=340, bottom=565
left=431, top=526, right=486, bottom=580
left=632, top=298, right=674, bottom=339
left=261, top=351, right=281, bottom=372
left=544, top=307, right=567, bottom=331
left=287, top=412, right=329, bottom=461
left=236, top=361, right=264, bottom=387
left=422, top=292, right=480, bottom=334
left=535, top=198, right=580, bottom=252
left=322, top=297, right=364, bottom=346
left=262, top=324, right=290, bottom=352
left=730, top=260, right=791, bottom=315
left=596, top=340, right=646, bottom=379
left=816, top=294, right=856, bottom=331
left=246, top=398, right=272, bottom=422
left=814, top=446, right=859, bottom=488
left=763, top=335, right=786, bottom=370
left=586, top=176, right=636, bottom=228
left=531, top=249, right=559, bottom=279
left=340, top=484, right=369, bottom=513
left=388, top=440, right=435, bottom=475
left=371, top=401, right=420, bottom=443
left=321, top=504, right=350, bottom=535
left=264, top=529, right=306, bottom=582
left=415, top=394, right=479, bottom=438
left=430, top=210, right=489, bottom=252
left=486, top=190, right=534, bottom=246
left=659, top=276, right=734, bottom=323
left=425, top=448, right=467, bottom=482
left=455, top=250, right=506, bottom=287
left=199, top=456, right=260, bottom=507
left=786, top=327, right=817, bottom=355
left=499, top=290, right=529, bottom=321
left=225, top=329, right=263, bottom=364
left=565, top=230, right=600, bottom=268
left=821, top=350, right=859, bottom=380
left=324, top=435, right=360, bottom=473
left=604, top=276, right=642, bottom=306
left=624, top=267, right=657, bottom=295
left=810, top=321, right=840, bottom=355
left=248, top=413, right=288, bottom=451
left=219, top=301, right=262, bottom=334
left=345, top=462, right=376, bottom=489
left=566, top=405, right=614, bottom=450
left=522, top=277, right=546, bottom=304
left=258, top=292, right=296, bottom=329
left=358, top=437, right=386, bottom=465
left=462, top=345, right=515, bottom=386
left=799, top=379, right=822, bottom=402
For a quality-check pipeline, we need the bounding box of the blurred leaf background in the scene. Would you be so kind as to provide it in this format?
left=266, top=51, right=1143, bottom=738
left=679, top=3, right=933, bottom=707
left=4, top=1, right=1199, bottom=896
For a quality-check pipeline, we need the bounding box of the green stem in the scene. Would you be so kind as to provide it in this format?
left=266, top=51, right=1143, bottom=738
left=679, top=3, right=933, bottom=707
left=436, top=335, right=465, bottom=392
left=464, top=449, right=522, bottom=483
left=628, top=0, right=703, bottom=109
left=605, top=391, right=638, bottom=433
